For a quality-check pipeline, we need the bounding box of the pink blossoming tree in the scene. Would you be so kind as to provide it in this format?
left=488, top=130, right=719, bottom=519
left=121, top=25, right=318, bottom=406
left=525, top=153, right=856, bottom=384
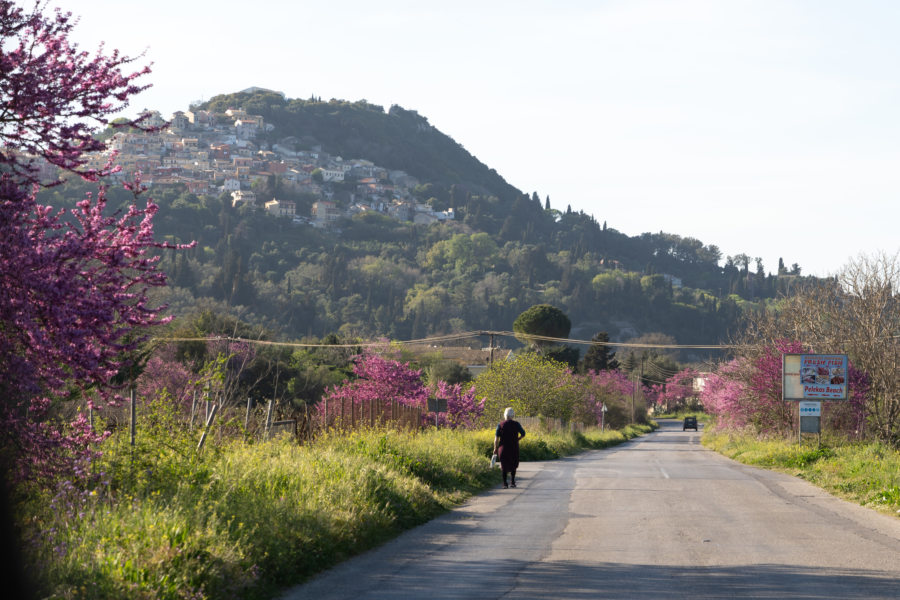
left=578, top=368, right=640, bottom=429
left=653, top=368, right=701, bottom=413
left=0, top=0, right=183, bottom=482
left=698, top=359, right=749, bottom=429
left=319, top=349, right=429, bottom=424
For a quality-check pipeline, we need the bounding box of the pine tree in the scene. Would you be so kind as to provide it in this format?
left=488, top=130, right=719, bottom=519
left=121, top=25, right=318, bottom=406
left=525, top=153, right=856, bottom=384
left=582, top=331, right=619, bottom=373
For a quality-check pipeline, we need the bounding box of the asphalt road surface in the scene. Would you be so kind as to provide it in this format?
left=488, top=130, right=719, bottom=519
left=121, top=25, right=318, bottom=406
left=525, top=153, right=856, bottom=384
left=280, top=420, right=900, bottom=599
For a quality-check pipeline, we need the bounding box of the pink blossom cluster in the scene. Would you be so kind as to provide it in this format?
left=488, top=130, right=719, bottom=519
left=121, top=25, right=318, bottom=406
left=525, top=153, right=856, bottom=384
left=136, top=345, right=194, bottom=409
left=319, top=350, right=429, bottom=423
left=697, top=359, right=749, bottom=429
left=434, top=381, right=484, bottom=429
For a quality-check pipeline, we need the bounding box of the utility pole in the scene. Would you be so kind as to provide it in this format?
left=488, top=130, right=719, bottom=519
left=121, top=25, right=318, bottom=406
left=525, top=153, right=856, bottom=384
left=637, top=356, right=644, bottom=423
left=489, top=332, right=495, bottom=369
left=631, top=355, right=644, bottom=424
left=631, top=373, right=636, bottom=424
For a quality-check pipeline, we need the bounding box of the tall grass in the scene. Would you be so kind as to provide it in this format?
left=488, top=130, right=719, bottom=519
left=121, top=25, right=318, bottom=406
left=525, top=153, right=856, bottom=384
left=18, top=417, right=654, bottom=599
left=703, top=429, right=900, bottom=517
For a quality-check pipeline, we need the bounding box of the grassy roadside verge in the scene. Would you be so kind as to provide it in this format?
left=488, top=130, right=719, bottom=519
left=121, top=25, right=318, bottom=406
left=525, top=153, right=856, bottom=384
left=20, top=423, right=654, bottom=600
left=703, top=429, right=900, bottom=518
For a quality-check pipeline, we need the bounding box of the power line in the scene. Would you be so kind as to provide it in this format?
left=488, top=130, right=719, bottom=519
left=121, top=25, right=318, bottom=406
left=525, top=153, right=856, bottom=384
left=153, top=330, right=738, bottom=351
left=499, top=330, right=737, bottom=350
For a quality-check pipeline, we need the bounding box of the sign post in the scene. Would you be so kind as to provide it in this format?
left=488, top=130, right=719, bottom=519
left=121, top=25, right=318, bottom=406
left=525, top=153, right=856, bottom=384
left=798, top=401, right=822, bottom=444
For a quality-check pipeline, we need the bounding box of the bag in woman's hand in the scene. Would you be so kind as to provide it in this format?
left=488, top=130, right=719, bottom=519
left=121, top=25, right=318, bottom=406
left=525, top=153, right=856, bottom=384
left=490, top=454, right=498, bottom=468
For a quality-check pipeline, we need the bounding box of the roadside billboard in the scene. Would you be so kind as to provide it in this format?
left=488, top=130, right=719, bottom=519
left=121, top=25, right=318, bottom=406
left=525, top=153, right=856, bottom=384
left=782, top=354, right=848, bottom=401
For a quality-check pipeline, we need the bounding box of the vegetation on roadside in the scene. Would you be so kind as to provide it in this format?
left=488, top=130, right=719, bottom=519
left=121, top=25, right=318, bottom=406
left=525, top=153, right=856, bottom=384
left=703, top=429, right=900, bottom=517
left=19, top=420, right=652, bottom=600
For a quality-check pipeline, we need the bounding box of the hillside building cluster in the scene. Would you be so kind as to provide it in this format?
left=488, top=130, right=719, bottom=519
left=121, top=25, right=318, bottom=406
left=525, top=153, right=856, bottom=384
left=82, top=104, right=455, bottom=228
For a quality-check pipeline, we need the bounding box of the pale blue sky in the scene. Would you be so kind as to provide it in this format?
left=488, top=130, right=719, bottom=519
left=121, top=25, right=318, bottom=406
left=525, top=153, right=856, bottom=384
left=66, top=0, right=900, bottom=277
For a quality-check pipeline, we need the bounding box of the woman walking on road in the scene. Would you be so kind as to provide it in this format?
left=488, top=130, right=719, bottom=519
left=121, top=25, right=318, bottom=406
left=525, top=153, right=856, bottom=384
left=494, top=407, right=526, bottom=488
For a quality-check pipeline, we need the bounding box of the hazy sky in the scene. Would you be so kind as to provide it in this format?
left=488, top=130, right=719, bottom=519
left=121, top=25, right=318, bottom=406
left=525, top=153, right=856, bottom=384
left=66, top=0, right=900, bottom=277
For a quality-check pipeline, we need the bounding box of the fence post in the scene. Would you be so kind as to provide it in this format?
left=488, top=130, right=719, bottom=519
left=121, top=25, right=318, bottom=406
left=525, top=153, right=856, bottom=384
left=265, top=398, right=275, bottom=439
left=189, top=390, right=197, bottom=431
left=304, top=403, right=310, bottom=442
left=245, top=397, right=252, bottom=429
left=197, top=403, right=218, bottom=452
left=130, top=386, right=136, bottom=468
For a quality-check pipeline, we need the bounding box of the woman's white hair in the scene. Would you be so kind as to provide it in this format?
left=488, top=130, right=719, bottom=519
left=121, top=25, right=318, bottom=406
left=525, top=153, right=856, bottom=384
left=504, top=407, right=515, bottom=420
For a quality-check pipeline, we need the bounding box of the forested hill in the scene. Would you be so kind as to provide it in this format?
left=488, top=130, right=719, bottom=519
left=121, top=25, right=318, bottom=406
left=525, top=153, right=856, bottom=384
left=50, top=89, right=812, bottom=352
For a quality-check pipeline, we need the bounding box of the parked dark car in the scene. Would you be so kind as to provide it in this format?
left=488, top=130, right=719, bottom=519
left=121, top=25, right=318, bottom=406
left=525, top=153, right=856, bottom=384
left=683, top=416, right=698, bottom=431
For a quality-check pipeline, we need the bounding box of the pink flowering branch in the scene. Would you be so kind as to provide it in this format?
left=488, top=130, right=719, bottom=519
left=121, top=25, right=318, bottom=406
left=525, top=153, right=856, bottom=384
left=433, top=381, right=484, bottom=429
left=0, top=0, right=153, bottom=185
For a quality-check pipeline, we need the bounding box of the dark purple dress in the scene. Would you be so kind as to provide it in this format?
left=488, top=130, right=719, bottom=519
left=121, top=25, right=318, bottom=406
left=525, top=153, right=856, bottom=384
left=495, top=419, right=526, bottom=471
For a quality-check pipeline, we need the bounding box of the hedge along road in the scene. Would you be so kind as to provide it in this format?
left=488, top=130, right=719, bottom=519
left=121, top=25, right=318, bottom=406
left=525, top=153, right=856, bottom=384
left=279, top=420, right=900, bottom=599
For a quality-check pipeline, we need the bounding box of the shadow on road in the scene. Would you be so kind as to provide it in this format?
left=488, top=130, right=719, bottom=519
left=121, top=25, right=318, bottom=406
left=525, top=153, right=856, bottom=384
left=510, top=560, right=897, bottom=599
left=334, top=558, right=899, bottom=599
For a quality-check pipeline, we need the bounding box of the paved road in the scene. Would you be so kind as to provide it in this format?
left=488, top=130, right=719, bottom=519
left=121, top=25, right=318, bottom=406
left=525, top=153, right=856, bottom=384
left=280, top=420, right=900, bottom=599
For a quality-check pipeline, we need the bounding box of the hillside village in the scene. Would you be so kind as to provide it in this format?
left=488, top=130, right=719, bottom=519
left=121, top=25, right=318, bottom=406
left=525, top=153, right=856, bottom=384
left=85, top=96, right=455, bottom=228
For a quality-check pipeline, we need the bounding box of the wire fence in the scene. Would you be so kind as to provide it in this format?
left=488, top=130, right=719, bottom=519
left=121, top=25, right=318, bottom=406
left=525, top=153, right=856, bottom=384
left=99, top=387, right=431, bottom=452
left=105, top=387, right=597, bottom=456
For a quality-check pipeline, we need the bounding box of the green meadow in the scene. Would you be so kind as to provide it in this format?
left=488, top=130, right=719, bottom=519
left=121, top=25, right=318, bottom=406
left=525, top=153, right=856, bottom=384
left=21, top=415, right=653, bottom=600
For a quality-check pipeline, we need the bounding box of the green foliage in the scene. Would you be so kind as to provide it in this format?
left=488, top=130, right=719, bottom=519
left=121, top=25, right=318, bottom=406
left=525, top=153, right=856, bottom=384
left=474, top=353, right=578, bottom=422
left=423, top=232, right=499, bottom=275
left=543, top=344, right=581, bottom=369
left=22, top=423, right=654, bottom=598
left=512, top=304, right=572, bottom=348
left=98, top=394, right=219, bottom=499
left=782, top=446, right=836, bottom=468
left=423, top=360, right=472, bottom=386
